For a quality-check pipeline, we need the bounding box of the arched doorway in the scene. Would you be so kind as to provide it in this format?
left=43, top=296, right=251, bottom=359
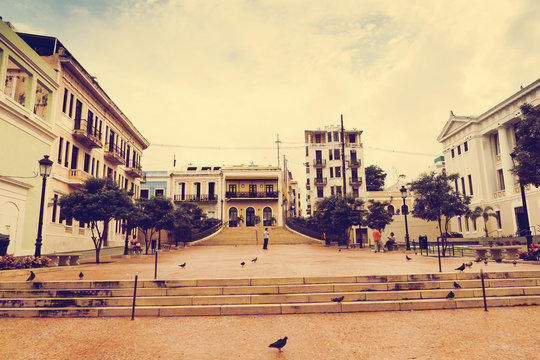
left=387, top=205, right=395, bottom=215
left=263, top=207, right=273, bottom=226
left=228, top=207, right=238, bottom=227
left=246, top=207, right=255, bottom=227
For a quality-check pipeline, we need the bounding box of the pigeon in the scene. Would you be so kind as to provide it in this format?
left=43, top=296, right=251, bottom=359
left=453, top=281, right=462, bottom=289
left=251, top=257, right=257, bottom=263
left=331, top=296, right=345, bottom=303
left=474, top=258, right=482, bottom=263
left=241, top=261, right=245, bottom=267
left=78, top=271, right=84, bottom=280
left=484, top=259, right=488, bottom=266
left=406, top=255, right=412, bottom=261
left=26, top=271, right=35, bottom=282
left=455, top=263, right=466, bottom=272
left=465, top=262, right=473, bottom=267
left=338, top=248, right=342, bottom=252
left=179, top=262, right=186, bottom=268
left=513, top=260, right=517, bottom=266
left=446, top=291, right=455, bottom=299
left=268, top=336, right=288, bottom=352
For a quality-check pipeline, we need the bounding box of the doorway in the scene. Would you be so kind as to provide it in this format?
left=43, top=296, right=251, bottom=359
left=246, top=207, right=255, bottom=226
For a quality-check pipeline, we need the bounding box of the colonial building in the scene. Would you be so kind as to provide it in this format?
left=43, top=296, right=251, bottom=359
left=0, top=21, right=59, bottom=256
left=304, top=125, right=367, bottom=215
left=437, top=78, right=540, bottom=239
left=15, top=31, right=149, bottom=254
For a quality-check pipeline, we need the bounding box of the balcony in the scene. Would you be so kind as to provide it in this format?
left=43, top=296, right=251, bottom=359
left=125, top=161, right=143, bottom=178
left=104, top=143, right=126, bottom=165
left=72, top=119, right=102, bottom=149
left=67, top=169, right=91, bottom=189
left=313, top=177, right=327, bottom=185
left=225, top=191, right=279, bottom=199
left=174, top=194, right=218, bottom=203
left=349, top=159, right=361, bottom=167
left=349, top=177, right=362, bottom=185
left=313, top=159, right=326, bottom=167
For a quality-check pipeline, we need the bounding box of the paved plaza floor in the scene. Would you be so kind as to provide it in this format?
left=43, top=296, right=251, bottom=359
left=1, top=244, right=539, bottom=359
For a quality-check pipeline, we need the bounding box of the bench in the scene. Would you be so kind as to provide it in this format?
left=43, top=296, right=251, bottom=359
left=45, top=255, right=59, bottom=267
left=56, top=254, right=81, bottom=266
left=467, top=246, right=522, bottom=262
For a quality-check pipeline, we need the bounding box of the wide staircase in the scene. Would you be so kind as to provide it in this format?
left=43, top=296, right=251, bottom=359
left=0, top=270, right=539, bottom=318
left=193, top=226, right=321, bottom=246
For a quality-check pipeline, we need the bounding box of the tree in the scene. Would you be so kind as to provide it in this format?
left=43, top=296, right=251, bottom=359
left=365, top=200, right=394, bottom=233
left=122, top=202, right=145, bottom=255
left=59, top=178, right=134, bottom=263
left=470, top=206, right=499, bottom=237
left=409, top=172, right=470, bottom=256
left=365, top=165, right=387, bottom=191
left=511, top=103, right=540, bottom=187
left=168, top=202, right=207, bottom=245
left=313, top=195, right=364, bottom=246
left=137, top=196, right=174, bottom=254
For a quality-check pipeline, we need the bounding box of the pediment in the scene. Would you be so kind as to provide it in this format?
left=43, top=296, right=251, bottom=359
left=437, top=113, right=475, bottom=143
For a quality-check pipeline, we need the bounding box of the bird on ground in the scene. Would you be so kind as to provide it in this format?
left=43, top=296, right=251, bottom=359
left=484, top=260, right=488, bottom=266
left=268, top=337, right=288, bottom=352
left=241, top=261, right=245, bottom=267
left=513, top=260, right=517, bottom=266
left=251, top=257, right=257, bottom=263
left=406, top=255, right=412, bottom=261
left=338, top=248, right=342, bottom=252
left=26, top=271, right=35, bottom=282
left=446, top=291, right=455, bottom=299
left=331, top=296, right=345, bottom=303
left=78, top=272, right=84, bottom=280
left=455, top=263, right=466, bottom=272
left=474, top=258, right=482, bottom=263
left=179, top=262, right=186, bottom=268
left=465, top=262, right=473, bottom=267
left=453, top=281, right=462, bottom=289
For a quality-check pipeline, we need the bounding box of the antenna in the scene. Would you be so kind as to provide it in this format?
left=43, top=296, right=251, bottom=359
left=276, top=134, right=281, bottom=168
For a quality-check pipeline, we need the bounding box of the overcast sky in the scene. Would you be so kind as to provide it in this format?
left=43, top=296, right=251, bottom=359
left=3, top=0, right=539, bottom=188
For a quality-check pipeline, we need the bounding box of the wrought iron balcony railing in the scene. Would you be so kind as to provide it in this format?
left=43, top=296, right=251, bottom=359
left=225, top=191, right=279, bottom=199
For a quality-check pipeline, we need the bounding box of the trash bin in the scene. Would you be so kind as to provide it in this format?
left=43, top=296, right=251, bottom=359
left=0, top=233, right=10, bottom=256
left=418, top=235, right=428, bottom=250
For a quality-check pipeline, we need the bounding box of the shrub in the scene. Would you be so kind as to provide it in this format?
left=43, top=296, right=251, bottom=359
left=518, top=243, right=540, bottom=261
left=0, top=255, right=50, bottom=270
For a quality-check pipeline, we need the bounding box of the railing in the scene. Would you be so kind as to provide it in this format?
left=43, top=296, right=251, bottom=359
left=73, top=118, right=102, bottom=148
left=225, top=191, right=279, bottom=199
left=127, top=161, right=142, bottom=171
left=313, top=159, right=326, bottom=167
left=104, top=143, right=126, bottom=165
left=105, top=142, right=124, bottom=157
left=174, top=194, right=218, bottom=202
left=349, top=159, right=361, bottom=167
left=349, top=177, right=362, bottom=185
left=286, top=218, right=324, bottom=240
left=191, top=221, right=223, bottom=242
left=313, top=177, right=327, bottom=185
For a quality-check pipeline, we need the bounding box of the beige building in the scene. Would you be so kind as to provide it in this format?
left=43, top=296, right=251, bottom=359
left=437, top=78, right=540, bottom=239
left=16, top=32, right=149, bottom=254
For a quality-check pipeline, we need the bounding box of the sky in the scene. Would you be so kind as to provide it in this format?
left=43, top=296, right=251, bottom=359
left=2, top=0, right=540, bottom=189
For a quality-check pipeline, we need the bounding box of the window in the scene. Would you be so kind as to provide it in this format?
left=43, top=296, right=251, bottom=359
left=329, top=167, right=334, bottom=178
left=57, top=137, right=63, bottom=164
left=64, top=141, right=70, bottom=167
left=62, top=89, right=68, bottom=113
left=493, top=133, right=500, bottom=155
left=451, top=149, right=455, bottom=158
left=464, top=141, right=468, bottom=152
left=327, top=132, right=332, bottom=142
left=352, top=187, right=359, bottom=197
left=315, top=134, right=321, bottom=143
left=497, top=169, right=505, bottom=190
left=465, top=216, right=470, bottom=232
left=91, top=158, right=95, bottom=175
left=336, top=186, right=342, bottom=195
left=329, top=150, right=333, bottom=160
left=457, top=145, right=461, bottom=155
left=351, top=168, right=358, bottom=179
left=496, top=211, right=502, bottom=229
left=71, top=146, right=79, bottom=170
left=333, top=131, right=339, bottom=141
left=454, top=179, right=459, bottom=193
left=334, top=149, right=340, bottom=160
left=461, top=177, right=466, bottom=195
left=330, top=186, right=334, bottom=195
left=265, top=184, right=273, bottom=194
left=468, top=174, right=473, bottom=195
left=473, top=218, right=477, bottom=231
left=317, top=187, right=324, bottom=198
left=387, top=205, right=395, bottom=215
left=51, top=194, right=58, bottom=222
left=68, top=94, right=74, bottom=117
left=335, top=166, right=341, bottom=178
left=458, top=217, right=463, bottom=232
left=34, top=81, right=50, bottom=120
left=83, top=153, right=90, bottom=173
left=155, top=189, right=164, bottom=197
left=74, top=99, right=82, bottom=120
left=96, top=160, right=100, bottom=177
left=349, top=134, right=356, bottom=143
left=4, top=57, right=29, bottom=106
left=305, top=146, right=308, bottom=156
left=350, top=150, right=357, bottom=164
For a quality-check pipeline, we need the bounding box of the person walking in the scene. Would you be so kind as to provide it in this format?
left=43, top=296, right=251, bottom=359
left=263, top=228, right=269, bottom=250
left=373, top=228, right=383, bottom=252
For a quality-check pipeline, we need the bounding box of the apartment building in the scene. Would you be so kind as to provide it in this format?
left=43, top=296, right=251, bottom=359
left=437, top=78, right=540, bottom=238
left=0, top=21, right=59, bottom=256
left=304, top=125, right=367, bottom=215
left=16, top=32, right=149, bottom=253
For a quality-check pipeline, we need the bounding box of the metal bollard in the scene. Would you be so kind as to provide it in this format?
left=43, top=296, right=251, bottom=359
left=131, top=272, right=138, bottom=320
left=480, top=269, right=488, bottom=312
left=154, top=251, right=158, bottom=280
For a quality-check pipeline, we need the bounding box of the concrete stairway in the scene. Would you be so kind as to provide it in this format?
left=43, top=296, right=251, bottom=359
left=0, top=270, right=539, bottom=318
left=193, top=226, right=321, bottom=246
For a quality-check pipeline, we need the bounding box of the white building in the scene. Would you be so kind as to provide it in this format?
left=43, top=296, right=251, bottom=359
left=437, top=78, right=540, bottom=239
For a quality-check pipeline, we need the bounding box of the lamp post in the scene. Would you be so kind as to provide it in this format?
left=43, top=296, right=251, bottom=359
left=400, top=185, right=411, bottom=250
left=510, top=152, right=533, bottom=250
left=35, top=155, right=53, bottom=257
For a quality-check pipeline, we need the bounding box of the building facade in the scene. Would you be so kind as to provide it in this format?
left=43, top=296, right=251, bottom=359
left=0, top=21, right=59, bottom=256
left=304, top=125, right=367, bottom=215
left=437, top=78, right=540, bottom=239
left=14, top=32, right=149, bottom=254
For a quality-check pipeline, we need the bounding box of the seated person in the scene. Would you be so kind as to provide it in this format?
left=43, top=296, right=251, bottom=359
left=385, top=232, right=396, bottom=251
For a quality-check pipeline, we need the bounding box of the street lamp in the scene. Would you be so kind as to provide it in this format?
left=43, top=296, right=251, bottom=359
left=400, top=185, right=411, bottom=250
left=35, top=155, right=53, bottom=257
left=510, top=152, right=533, bottom=250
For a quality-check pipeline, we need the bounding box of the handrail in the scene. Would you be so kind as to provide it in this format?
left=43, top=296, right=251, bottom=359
left=191, top=221, right=223, bottom=241
left=74, top=118, right=102, bottom=140
left=285, top=218, right=324, bottom=240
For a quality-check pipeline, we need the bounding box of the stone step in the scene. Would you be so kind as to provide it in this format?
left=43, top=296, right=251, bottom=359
left=0, top=295, right=538, bottom=318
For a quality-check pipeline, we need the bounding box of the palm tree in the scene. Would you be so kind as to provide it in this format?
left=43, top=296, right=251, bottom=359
left=470, top=206, right=499, bottom=237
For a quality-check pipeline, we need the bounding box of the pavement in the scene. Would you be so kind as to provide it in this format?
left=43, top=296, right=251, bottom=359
left=1, top=244, right=539, bottom=359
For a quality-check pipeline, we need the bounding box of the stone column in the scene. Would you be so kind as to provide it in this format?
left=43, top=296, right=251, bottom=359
left=497, top=126, right=515, bottom=195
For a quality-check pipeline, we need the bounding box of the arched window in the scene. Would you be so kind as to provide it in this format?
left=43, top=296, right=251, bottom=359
left=246, top=207, right=255, bottom=226
left=263, top=207, right=273, bottom=226
left=401, top=204, right=409, bottom=215
left=228, top=207, right=238, bottom=227
left=387, top=205, right=395, bottom=215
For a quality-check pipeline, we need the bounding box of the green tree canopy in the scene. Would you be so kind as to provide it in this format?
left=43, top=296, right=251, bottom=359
left=511, top=103, right=540, bottom=187
left=365, top=165, right=387, bottom=191
left=137, top=196, right=174, bottom=253
left=409, top=172, right=470, bottom=256
left=59, top=178, right=133, bottom=263
left=470, top=206, right=499, bottom=237
left=365, top=200, right=394, bottom=232
left=313, top=195, right=364, bottom=246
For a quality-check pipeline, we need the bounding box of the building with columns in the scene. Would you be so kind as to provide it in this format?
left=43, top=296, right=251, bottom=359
left=437, top=78, right=540, bottom=239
